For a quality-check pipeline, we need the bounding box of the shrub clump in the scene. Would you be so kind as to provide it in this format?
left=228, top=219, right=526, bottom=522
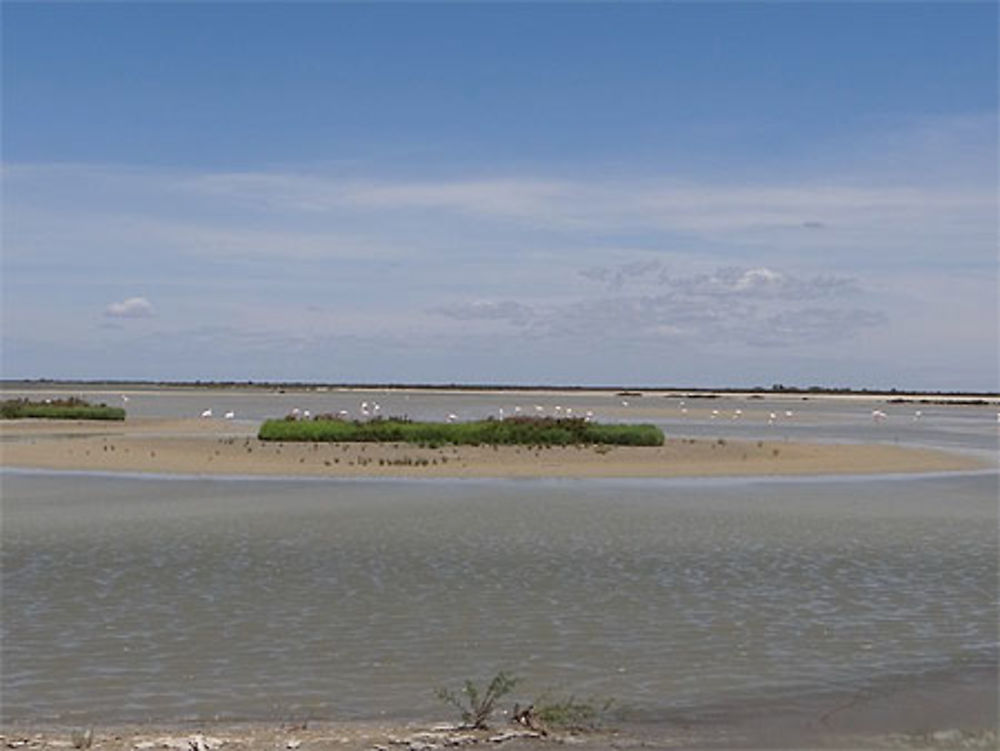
left=436, top=672, right=520, bottom=730
left=258, top=415, right=664, bottom=447
left=1, top=397, right=125, bottom=421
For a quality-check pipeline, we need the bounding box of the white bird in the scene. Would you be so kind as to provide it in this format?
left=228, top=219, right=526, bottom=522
left=784, top=410, right=794, bottom=418
left=913, top=410, right=922, bottom=421
left=621, top=401, right=629, bottom=407
left=200, top=409, right=213, bottom=418
left=224, top=411, right=235, bottom=420
left=535, top=405, right=544, bottom=412
left=121, top=394, right=129, bottom=403
left=872, top=409, right=887, bottom=423
left=446, top=413, right=458, bottom=423
left=303, top=410, right=311, bottom=419
left=498, top=408, right=505, bottom=420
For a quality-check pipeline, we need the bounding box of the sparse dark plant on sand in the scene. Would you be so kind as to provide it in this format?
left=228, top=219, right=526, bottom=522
left=435, top=671, right=520, bottom=729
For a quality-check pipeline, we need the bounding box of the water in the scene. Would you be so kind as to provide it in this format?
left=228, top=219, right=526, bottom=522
left=1, top=386, right=997, bottom=727
left=2, top=471, right=997, bottom=725
left=3, top=385, right=997, bottom=457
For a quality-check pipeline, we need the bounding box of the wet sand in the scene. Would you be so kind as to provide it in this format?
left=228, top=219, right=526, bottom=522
left=0, top=418, right=988, bottom=478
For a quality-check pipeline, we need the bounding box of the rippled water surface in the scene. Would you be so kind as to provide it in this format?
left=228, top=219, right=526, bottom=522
left=2, top=470, right=997, bottom=724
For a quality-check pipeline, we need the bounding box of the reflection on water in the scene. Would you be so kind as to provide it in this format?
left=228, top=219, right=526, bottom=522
left=2, top=472, right=997, bottom=724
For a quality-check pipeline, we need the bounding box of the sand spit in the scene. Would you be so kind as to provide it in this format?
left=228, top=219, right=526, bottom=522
left=0, top=418, right=988, bottom=479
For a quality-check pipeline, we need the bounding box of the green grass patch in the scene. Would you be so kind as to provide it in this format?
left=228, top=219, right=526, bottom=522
left=1, top=397, right=126, bottom=421
left=258, top=415, right=664, bottom=447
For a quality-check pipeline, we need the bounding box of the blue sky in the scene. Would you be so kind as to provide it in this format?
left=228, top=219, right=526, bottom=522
left=3, top=2, right=997, bottom=389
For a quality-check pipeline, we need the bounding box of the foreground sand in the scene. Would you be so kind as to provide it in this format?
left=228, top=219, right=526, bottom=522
left=1, top=721, right=996, bottom=751
left=0, top=418, right=989, bottom=478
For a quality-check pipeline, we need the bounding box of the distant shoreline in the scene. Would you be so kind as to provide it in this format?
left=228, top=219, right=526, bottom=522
left=2, top=379, right=999, bottom=402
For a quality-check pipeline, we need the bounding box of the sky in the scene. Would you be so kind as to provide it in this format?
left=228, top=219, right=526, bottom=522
left=2, top=2, right=997, bottom=390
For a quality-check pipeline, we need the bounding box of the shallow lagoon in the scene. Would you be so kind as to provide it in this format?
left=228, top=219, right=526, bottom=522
left=2, top=387, right=997, bottom=733
left=2, top=469, right=996, bottom=726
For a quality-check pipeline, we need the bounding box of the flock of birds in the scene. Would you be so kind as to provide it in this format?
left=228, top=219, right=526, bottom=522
left=53, top=392, right=1000, bottom=427
left=174, top=396, right=965, bottom=427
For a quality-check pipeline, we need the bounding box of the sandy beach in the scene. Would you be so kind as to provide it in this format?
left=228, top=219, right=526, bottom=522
left=0, top=417, right=989, bottom=478
left=2, top=718, right=996, bottom=751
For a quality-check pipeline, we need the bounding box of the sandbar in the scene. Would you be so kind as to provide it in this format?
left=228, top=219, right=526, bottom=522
left=0, top=418, right=988, bottom=478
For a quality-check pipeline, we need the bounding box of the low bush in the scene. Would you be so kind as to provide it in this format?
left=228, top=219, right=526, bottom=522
left=258, top=415, right=664, bottom=447
left=436, top=671, right=520, bottom=730
left=533, top=695, right=616, bottom=731
left=1, top=398, right=126, bottom=421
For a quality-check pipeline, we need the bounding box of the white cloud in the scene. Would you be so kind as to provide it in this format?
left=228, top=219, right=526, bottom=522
left=425, top=264, right=885, bottom=349
left=177, top=170, right=993, bottom=244
left=104, top=296, right=154, bottom=318
left=2, top=110, right=994, bottom=388
left=429, top=300, right=535, bottom=325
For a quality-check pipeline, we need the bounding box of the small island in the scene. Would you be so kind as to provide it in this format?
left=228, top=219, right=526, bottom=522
left=257, top=415, right=665, bottom=446
left=0, top=397, right=125, bottom=421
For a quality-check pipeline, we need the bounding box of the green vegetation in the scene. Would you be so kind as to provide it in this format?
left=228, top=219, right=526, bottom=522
left=1, top=397, right=125, bottom=421
left=532, top=694, right=616, bottom=731
left=435, top=672, right=520, bottom=730
left=435, top=670, right=617, bottom=735
left=258, top=415, right=664, bottom=447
